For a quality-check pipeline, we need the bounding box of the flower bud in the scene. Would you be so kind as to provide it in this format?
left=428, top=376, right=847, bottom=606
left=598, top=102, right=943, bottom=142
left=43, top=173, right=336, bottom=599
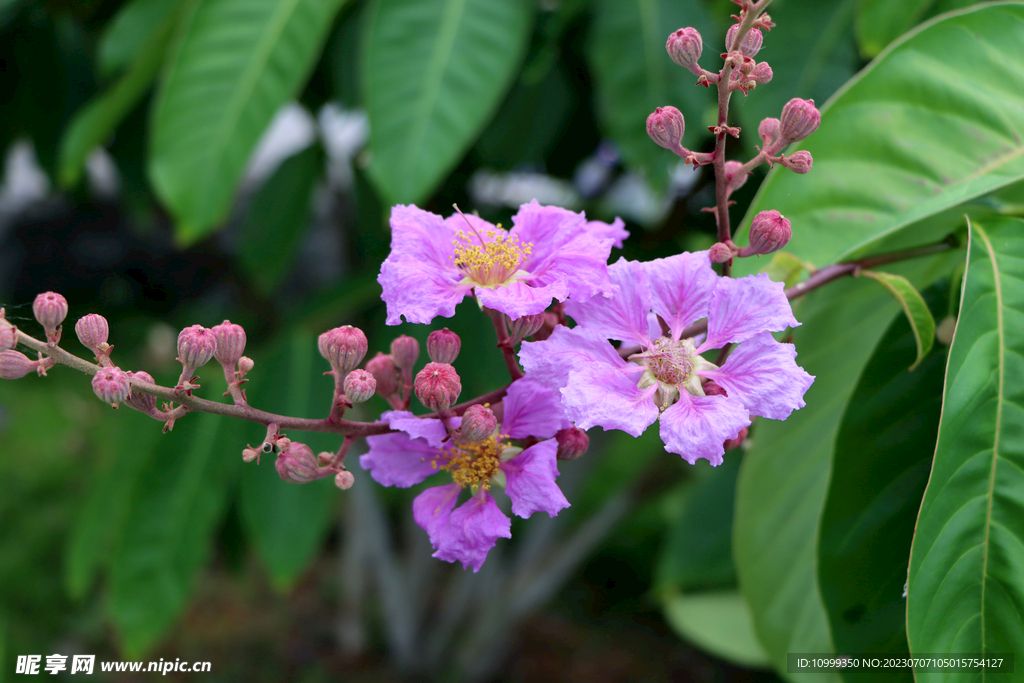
left=177, top=325, right=217, bottom=370
left=0, top=315, right=16, bottom=351
left=646, top=106, right=685, bottom=153
left=276, top=442, right=323, bottom=484
left=92, top=366, right=131, bottom=405
left=666, top=27, right=702, bottom=72
left=749, top=210, right=792, bottom=255
left=75, top=314, right=109, bottom=353
left=242, top=447, right=260, bottom=463
left=0, top=350, right=36, bottom=379
left=507, top=313, right=545, bottom=345
left=211, top=320, right=246, bottom=367
left=427, top=328, right=461, bottom=364
left=390, top=335, right=420, bottom=371
left=703, top=380, right=728, bottom=397
left=726, top=25, right=763, bottom=58
left=33, top=292, right=68, bottom=342
left=779, top=98, right=820, bottom=144
left=318, top=325, right=368, bottom=375
left=414, top=362, right=462, bottom=412
left=724, top=426, right=749, bottom=451
left=709, top=243, right=733, bottom=264
left=459, top=404, right=497, bottom=442
left=751, top=62, right=772, bottom=85
left=758, top=117, right=781, bottom=146
left=125, top=370, right=157, bottom=413
left=783, top=150, right=813, bottom=174
left=238, top=356, right=255, bottom=375
left=343, top=368, right=376, bottom=403
left=335, top=470, right=355, bottom=490
left=724, top=160, right=748, bottom=193
left=556, top=426, right=589, bottom=461
left=366, top=353, right=401, bottom=398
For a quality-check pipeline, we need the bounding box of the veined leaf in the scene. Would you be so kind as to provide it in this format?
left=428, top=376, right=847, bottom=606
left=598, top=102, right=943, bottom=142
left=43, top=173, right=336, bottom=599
left=98, top=0, right=182, bottom=78
left=149, top=0, right=349, bottom=243
left=907, top=217, right=1024, bottom=678
left=855, top=0, right=934, bottom=58
left=362, top=0, right=534, bottom=204
left=860, top=270, right=935, bottom=370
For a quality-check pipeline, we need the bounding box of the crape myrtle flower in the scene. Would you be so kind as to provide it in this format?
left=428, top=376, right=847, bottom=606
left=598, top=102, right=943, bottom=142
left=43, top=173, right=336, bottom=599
left=519, top=253, right=814, bottom=466
left=378, top=200, right=626, bottom=325
left=360, top=377, right=571, bottom=571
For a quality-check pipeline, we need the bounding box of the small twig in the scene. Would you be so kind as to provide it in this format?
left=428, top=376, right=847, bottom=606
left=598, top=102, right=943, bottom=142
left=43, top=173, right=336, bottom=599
left=486, top=309, right=524, bottom=381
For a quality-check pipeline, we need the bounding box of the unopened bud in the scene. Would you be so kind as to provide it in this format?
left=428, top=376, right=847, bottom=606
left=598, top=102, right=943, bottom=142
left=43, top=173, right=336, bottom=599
left=343, top=369, right=376, bottom=403
left=749, top=210, right=792, bottom=255
left=758, top=117, right=781, bottom=146
left=459, top=404, right=497, bottom=442
left=703, top=380, right=728, bottom=397
left=726, top=25, right=763, bottom=58
left=556, top=426, right=589, bottom=461
left=414, top=362, right=462, bottom=412
left=750, top=61, right=772, bottom=85
left=724, top=160, right=748, bottom=193
left=92, top=366, right=131, bottom=405
left=646, top=106, right=685, bottom=153
left=507, top=313, right=545, bottom=345
left=666, top=27, right=702, bottom=73
left=709, top=243, right=733, bottom=263
left=33, top=292, right=68, bottom=342
left=75, top=314, right=109, bottom=353
left=242, top=447, right=260, bottom=463
left=390, top=335, right=420, bottom=371
left=779, top=98, right=820, bottom=144
left=783, top=150, right=813, bottom=174
left=211, top=320, right=246, bottom=367
left=335, top=470, right=355, bottom=490
left=0, top=350, right=36, bottom=379
left=0, top=314, right=16, bottom=351
left=724, top=426, right=749, bottom=451
left=276, top=442, right=323, bottom=484
left=427, top=328, right=461, bottom=364
left=366, top=353, right=401, bottom=398
left=125, top=371, right=157, bottom=413
left=177, top=325, right=217, bottom=370
left=238, top=356, right=255, bottom=375
left=319, top=325, right=368, bottom=375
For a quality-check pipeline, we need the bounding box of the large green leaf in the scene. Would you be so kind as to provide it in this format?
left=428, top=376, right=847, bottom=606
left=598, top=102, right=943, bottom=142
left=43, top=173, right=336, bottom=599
left=817, top=284, right=948, bottom=683
left=587, top=0, right=713, bottom=188
left=663, top=591, right=771, bottom=669
left=855, top=0, right=934, bottom=58
left=735, top=3, right=1024, bottom=270
left=98, top=0, right=182, bottom=78
left=149, top=0, right=348, bottom=243
left=860, top=270, right=935, bottom=370
left=907, top=217, right=1024, bottom=677
left=362, top=0, right=533, bottom=204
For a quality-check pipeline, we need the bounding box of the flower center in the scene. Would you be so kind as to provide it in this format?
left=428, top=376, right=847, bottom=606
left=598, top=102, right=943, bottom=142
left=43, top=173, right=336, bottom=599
left=630, top=337, right=717, bottom=409
left=452, top=224, right=533, bottom=288
left=437, top=434, right=508, bottom=489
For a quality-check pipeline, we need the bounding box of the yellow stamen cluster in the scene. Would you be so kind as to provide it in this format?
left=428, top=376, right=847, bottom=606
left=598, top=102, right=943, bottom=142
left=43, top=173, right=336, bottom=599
left=452, top=225, right=532, bottom=287
left=436, top=434, right=508, bottom=489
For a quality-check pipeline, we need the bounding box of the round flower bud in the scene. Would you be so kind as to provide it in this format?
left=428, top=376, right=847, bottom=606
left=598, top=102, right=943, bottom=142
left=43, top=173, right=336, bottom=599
left=124, top=370, right=157, bottom=413
left=666, top=27, right=702, bottom=72
left=507, top=313, right=545, bottom=345
left=751, top=61, right=773, bottom=85
left=0, top=350, right=36, bottom=379
left=427, top=328, right=461, bottom=364
left=390, top=335, right=420, bottom=371
left=33, top=292, right=68, bottom=341
left=724, top=426, right=749, bottom=451
left=318, top=325, right=368, bottom=375
left=459, top=404, right=497, bottom=442
left=709, top=243, right=733, bottom=264
left=779, top=98, right=820, bottom=144
left=749, top=210, right=792, bottom=255
left=366, top=353, right=401, bottom=398
left=703, top=380, right=728, bottom=397
left=646, top=106, right=685, bottom=153
left=758, top=117, right=781, bottom=146
left=177, top=325, right=217, bottom=370
left=276, top=442, right=322, bottom=484
left=724, top=160, right=748, bottom=193
left=783, top=150, right=813, bottom=174
left=238, top=356, right=255, bottom=375
left=0, top=318, right=16, bottom=351
left=726, top=25, right=763, bottom=58
left=414, top=362, right=462, bottom=412
left=211, top=320, right=246, bottom=367
left=242, top=447, right=260, bottom=463
left=335, top=470, right=355, bottom=490
left=556, top=426, right=589, bottom=461
left=92, top=366, right=131, bottom=405
left=343, top=369, right=377, bottom=403
left=75, top=314, right=109, bottom=353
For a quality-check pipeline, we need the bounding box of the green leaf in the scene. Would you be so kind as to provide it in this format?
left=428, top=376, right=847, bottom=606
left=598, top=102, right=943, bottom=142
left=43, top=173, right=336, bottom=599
left=109, top=411, right=244, bottom=657
left=587, top=0, right=713, bottom=188
left=362, top=0, right=534, bottom=204
left=735, top=4, right=1024, bottom=272
left=855, top=0, right=934, bottom=58
left=907, top=217, right=1024, bottom=675
left=760, top=251, right=810, bottom=289
left=98, top=0, right=182, bottom=78
left=663, top=591, right=771, bottom=669
left=239, top=332, right=339, bottom=592
left=817, top=283, right=948, bottom=683
left=859, top=270, right=936, bottom=370
left=149, top=0, right=348, bottom=243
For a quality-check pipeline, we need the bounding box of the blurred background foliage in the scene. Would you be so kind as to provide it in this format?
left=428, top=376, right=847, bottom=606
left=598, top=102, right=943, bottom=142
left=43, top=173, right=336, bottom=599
left=0, top=0, right=1018, bottom=680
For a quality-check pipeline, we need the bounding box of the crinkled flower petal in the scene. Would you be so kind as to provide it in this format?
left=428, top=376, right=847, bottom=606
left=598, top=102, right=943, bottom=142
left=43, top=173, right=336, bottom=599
left=361, top=432, right=443, bottom=488
left=412, top=483, right=461, bottom=546
left=700, top=331, right=814, bottom=420
left=502, top=377, right=570, bottom=439
left=564, top=257, right=652, bottom=347
left=588, top=217, right=629, bottom=249
left=701, top=273, right=799, bottom=349
left=644, top=252, right=717, bottom=339
left=562, top=363, right=658, bottom=437
left=659, top=394, right=750, bottom=467
left=389, top=204, right=461, bottom=264
left=475, top=280, right=567, bottom=320
left=500, top=439, right=568, bottom=518
left=384, top=410, right=448, bottom=448
left=519, top=325, right=626, bottom=392
left=379, top=257, right=470, bottom=325
left=431, top=490, right=511, bottom=572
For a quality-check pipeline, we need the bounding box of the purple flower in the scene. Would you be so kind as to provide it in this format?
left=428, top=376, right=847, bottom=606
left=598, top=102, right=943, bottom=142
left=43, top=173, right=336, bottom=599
left=378, top=200, right=624, bottom=325
left=360, top=377, right=572, bottom=571
left=519, top=254, right=814, bottom=466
